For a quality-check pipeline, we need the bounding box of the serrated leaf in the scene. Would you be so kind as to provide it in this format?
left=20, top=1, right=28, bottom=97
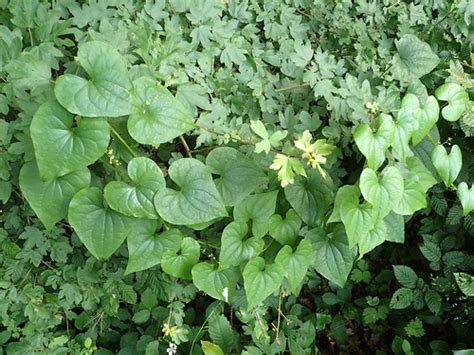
left=127, top=77, right=194, bottom=145
left=219, top=221, right=264, bottom=267
left=431, top=144, right=462, bottom=187
left=435, top=83, right=469, bottom=122
left=360, top=166, right=404, bottom=221
left=30, top=101, right=110, bottom=180
left=206, top=147, right=267, bottom=206
left=306, top=225, right=354, bottom=288
left=393, top=265, right=418, bottom=289
left=392, top=34, right=440, bottom=79
left=274, top=239, right=313, bottom=294
left=284, top=170, right=334, bottom=226
left=268, top=209, right=302, bottom=246
left=390, top=288, right=414, bottom=309
left=425, top=289, right=441, bottom=314
left=454, top=272, right=474, bottom=297
left=68, top=187, right=135, bottom=260
left=55, top=41, right=132, bottom=117
left=354, top=114, right=394, bottom=170
left=233, top=191, right=278, bottom=238
left=125, top=220, right=182, bottom=275
left=208, top=314, right=237, bottom=353
left=104, top=157, right=164, bottom=219
left=243, top=256, right=284, bottom=309
left=161, top=237, right=200, bottom=280
left=19, top=161, right=90, bottom=231
left=457, top=182, right=474, bottom=216
left=154, top=158, right=227, bottom=225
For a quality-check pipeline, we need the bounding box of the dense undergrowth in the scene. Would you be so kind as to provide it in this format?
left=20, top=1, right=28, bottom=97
left=0, top=0, right=473, bottom=354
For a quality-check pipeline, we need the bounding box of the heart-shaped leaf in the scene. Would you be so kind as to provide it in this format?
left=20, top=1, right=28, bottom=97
left=384, top=211, right=405, bottom=243
left=154, top=158, right=227, bottom=225
left=400, top=94, right=439, bottom=145
left=161, top=237, right=200, bottom=280
left=125, top=219, right=182, bottom=275
left=127, top=77, right=195, bottom=145
left=392, top=106, right=417, bottom=162
left=55, top=41, right=132, bottom=117
left=393, top=157, right=436, bottom=215
left=431, top=144, right=462, bottom=187
left=233, top=191, right=278, bottom=238
left=219, top=221, right=264, bottom=267
left=30, top=100, right=110, bottom=180
left=206, top=147, right=267, bottom=206
left=457, top=182, right=474, bottom=216
left=268, top=209, right=302, bottom=246
left=274, top=239, right=313, bottom=294
left=360, top=166, right=404, bottom=221
left=307, top=225, right=354, bottom=288
left=284, top=170, right=334, bottom=226
left=354, top=113, right=394, bottom=170
left=191, top=262, right=239, bottom=302
left=68, top=187, right=135, bottom=260
left=358, top=218, right=387, bottom=258
left=104, top=157, right=164, bottom=219
left=19, top=161, right=90, bottom=230
left=243, top=256, right=284, bottom=309
left=435, top=83, right=469, bottom=122
left=336, top=185, right=374, bottom=247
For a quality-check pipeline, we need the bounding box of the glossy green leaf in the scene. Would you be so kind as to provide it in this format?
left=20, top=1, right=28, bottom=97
left=457, top=182, right=474, bottom=216
left=154, top=158, right=227, bottom=225
left=161, top=237, right=200, bottom=280
left=353, top=114, right=394, bottom=170
left=219, top=221, right=264, bottom=267
left=306, top=225, right=354, bottom=288
left=55, top=41, right=132, bottom=117
left=268, top=209, right=302, bottom=246
left=30, top=101, right=110, bottom=180
left=125, top=220, right=182, bottom=275
left=233, top=191, right=278, bottom=238
left=431, top=144, right=462, bottom=187
left=358, top=218, right=387, bottom=258
left=336, top=185, right=374, bottom=247
left=392, top=34, right=440, bottom=79
left=435, top=83, right=469, bottom=122
left=19, top=161, right=90, bottom=231
left=191, top=262, right=239, bottom=302
left=394, top=156, right=437, bottom=215
left=384, top=211, right=405, bottom=243
left=206, top=147, right=267, bottom=206
left=104, top=157, right=164, bottom=219
left=400, top=94, right=439, bottom=146
left=243, top=256, right=284, bottom=309
left=360, top=166, right=404, bottom=221
left=284, top=170, right=334, bottom=226
left=68, top=187, right=135, bottom=260
left=274, top=239, right=313, bottom=294
left=127, top=77, right=194, bottom=145
left=392, top=107, right=417, bottom=162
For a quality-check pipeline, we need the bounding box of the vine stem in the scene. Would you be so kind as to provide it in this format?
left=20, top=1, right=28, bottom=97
left=179, top=135, right=192, bottom=157
left=189, top=306, right=218, bottom=353
left=109, top=126, right=139, bottom=158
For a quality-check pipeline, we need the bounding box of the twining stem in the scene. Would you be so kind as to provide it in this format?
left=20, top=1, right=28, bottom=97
left=189, top=306, right=218, bottom=353
left=179, top=135, right=193, bottom=157
left=109, top=126, right=139, bottom=158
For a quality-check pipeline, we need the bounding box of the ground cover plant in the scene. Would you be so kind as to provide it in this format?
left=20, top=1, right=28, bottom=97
left=0, top=0, right=473, bottom=353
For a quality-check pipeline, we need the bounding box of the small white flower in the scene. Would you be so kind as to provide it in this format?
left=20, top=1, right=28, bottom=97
left=166, top=342, right=177, bottom=355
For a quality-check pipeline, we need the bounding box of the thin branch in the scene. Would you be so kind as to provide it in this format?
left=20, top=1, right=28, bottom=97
left=179, top=135, right=192, bottom=157
left=109, top=126, right=139, bottom=158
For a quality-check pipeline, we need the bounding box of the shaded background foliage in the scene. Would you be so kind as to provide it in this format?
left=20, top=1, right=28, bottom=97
left=0, top=0, right=473, bottom=354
